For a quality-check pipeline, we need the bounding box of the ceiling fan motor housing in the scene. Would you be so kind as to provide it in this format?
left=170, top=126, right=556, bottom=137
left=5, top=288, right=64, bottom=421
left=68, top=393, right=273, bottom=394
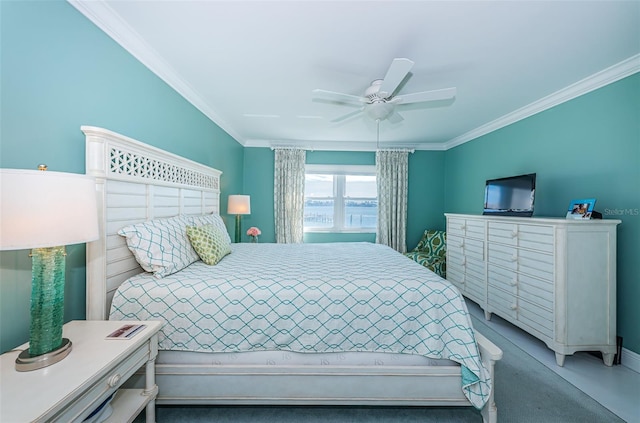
left=365, top=79, right=388, bottom=100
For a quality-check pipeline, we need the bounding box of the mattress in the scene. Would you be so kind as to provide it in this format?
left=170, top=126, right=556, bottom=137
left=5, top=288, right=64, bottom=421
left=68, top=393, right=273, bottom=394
left=110, top=242, right=490, bottom=407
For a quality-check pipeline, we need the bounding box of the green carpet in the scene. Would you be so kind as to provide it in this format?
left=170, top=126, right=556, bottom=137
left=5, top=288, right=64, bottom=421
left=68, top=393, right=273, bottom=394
left=138, top=316, right=623, bottom=422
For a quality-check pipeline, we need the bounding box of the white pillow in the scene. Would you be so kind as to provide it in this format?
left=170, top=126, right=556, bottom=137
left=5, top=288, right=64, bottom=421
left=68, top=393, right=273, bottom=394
left=187, top=213, right=231, bottom=244
left=118, top=215, right=199, bottom=278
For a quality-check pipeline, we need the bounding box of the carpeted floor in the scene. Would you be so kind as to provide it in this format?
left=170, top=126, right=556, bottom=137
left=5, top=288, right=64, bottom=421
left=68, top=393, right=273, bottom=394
left=136, top=316, right=624, bottom=422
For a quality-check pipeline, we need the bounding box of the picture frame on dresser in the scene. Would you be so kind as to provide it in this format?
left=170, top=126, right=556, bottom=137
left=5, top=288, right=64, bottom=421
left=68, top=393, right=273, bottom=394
left=566, top=198, right=596, bottom=219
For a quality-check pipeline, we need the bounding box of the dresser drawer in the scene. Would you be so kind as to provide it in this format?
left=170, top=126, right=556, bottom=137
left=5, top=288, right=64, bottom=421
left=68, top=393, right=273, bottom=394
left=448, top=235, right=484, bottom=261
left=447, top=218, right=485, bottom=240
left=488, top=222, right=554, bottom=253
left=487, top=286, right=517, bottom=320
left=517, top=273, right=554, bottom=309
left=446, top=267, right=464, bottom=289
left=488, top=243, right=554, bottom=281
left=487, top=264, right=517, bottom=294
left=518, top=298, right=553, bottom=339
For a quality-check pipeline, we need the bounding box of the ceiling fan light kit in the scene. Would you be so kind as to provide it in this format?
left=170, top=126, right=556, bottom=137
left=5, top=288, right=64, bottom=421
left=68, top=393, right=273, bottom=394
left=365, top=102, right=395, bottom=121
left=314, top=58, right=457, bottom=124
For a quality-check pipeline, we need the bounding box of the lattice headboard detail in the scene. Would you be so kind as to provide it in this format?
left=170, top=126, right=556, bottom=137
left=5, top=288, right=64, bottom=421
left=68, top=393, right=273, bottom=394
left=83, top=126, right=222, bottom=320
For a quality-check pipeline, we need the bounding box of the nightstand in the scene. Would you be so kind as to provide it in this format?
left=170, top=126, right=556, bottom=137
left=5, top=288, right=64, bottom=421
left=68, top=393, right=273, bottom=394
left=0, top=320, right=162, bottom=422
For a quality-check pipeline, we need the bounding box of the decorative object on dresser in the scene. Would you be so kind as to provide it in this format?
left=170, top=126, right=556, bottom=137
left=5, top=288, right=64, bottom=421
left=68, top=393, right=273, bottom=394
left=0, top=168, right=99, bottom=371
left=445, top=213, right=621, bottom=366
left=566, top=198, right=597, bottom=219
left=228, top=194, right=251, bottom=242
left=0, top=320, right=162, bottom=422
left=82, top=126, right=502, bottom=423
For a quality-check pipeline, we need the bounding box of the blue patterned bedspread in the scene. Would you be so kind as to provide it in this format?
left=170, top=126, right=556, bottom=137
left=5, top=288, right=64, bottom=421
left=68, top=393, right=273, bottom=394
left=110, top=242, right=491, bottom=408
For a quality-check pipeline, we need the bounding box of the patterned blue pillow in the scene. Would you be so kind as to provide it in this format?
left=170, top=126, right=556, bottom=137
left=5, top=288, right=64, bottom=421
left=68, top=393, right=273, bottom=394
left=118, top=215, right=199, bottom=278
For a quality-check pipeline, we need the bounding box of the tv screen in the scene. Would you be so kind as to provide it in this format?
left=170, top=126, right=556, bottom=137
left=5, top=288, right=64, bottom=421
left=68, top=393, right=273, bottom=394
left=483, top=173, right=536, bottom=217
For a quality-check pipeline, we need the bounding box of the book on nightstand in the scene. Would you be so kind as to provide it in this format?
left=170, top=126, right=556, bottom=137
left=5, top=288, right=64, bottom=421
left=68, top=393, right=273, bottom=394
left=105, top=324, right=146, bottom=340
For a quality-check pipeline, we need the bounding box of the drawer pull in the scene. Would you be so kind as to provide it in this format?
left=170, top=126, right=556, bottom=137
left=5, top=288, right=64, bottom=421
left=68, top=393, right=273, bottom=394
left=510, top=279, right=517, bottom=287
left=510, top=254, right=518, bottom=262
left=511, top=230, right=518, bottom=238
left=108, top=373, right=122, bottom=388
left=509, top=304, right=517, bottom=310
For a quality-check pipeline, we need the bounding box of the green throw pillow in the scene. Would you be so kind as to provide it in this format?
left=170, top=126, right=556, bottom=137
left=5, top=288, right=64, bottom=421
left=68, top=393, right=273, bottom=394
left=186, top=224, right=231, bottom=265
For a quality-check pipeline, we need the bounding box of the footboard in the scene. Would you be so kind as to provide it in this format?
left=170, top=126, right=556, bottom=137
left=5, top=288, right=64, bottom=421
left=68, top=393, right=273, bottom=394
left=124, top=332, right=502, bottom=422
left=476, top=332, right=503, bottom=423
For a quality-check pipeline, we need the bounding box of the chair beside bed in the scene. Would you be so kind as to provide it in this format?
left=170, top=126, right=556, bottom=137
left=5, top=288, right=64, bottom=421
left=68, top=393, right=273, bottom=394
left=404, top=229, right=447, bottom=277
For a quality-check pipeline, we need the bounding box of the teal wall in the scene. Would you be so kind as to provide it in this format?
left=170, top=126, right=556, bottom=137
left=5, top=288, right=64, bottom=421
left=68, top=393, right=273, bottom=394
left=444, top=73, right=640, bottom=354
left=0, top=1, right=243, bottom=353
left=407, top=151, right=446, bottom=249
left=242, top=148, right=275, bottom=242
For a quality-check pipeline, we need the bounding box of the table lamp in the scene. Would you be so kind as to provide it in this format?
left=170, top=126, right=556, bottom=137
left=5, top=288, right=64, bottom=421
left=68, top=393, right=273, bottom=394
left=0, top=167, right=99, bottom=371
left=227, top=195, right=251, bottom=243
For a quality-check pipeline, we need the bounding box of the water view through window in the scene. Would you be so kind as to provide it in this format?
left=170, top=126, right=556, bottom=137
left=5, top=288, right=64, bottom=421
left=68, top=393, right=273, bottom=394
left=304, top=173, right=377, bottom=231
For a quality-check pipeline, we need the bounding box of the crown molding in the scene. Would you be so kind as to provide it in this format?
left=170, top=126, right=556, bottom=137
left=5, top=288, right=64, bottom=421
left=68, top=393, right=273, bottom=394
left=243, top=139, right=446, bottom=152
left=67, top=0, right=246, bottom=146
left=444, top=54, right=640, bottom=150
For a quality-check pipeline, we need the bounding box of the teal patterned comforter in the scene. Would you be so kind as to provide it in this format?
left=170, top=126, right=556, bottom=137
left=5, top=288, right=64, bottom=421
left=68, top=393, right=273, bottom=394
left=110, top=242, right=491, bottom=408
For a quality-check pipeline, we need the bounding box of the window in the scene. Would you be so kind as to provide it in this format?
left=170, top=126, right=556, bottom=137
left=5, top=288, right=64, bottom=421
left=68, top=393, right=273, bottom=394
left=304, top=165, right=377, bottom=232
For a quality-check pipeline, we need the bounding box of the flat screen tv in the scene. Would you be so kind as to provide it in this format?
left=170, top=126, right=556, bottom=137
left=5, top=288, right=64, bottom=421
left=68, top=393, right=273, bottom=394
left=483, top=173, right=536, bottom=217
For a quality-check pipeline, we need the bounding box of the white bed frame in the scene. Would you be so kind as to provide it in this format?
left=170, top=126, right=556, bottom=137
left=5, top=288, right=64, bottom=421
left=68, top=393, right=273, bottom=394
left=83, top=126, right=502, bottom=422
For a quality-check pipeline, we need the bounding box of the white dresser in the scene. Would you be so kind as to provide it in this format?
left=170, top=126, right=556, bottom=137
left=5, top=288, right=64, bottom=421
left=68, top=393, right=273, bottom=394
left=445, top=213, right=620, bottom=366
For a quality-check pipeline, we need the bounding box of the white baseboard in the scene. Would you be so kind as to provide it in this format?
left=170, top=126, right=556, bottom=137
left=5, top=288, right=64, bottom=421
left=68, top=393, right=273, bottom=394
left=622, top=347, right=640, bottom=374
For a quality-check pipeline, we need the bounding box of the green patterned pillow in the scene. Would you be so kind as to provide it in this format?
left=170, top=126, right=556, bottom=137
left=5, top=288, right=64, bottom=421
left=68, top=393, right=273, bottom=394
left=186, top=224, right=231, bottom=265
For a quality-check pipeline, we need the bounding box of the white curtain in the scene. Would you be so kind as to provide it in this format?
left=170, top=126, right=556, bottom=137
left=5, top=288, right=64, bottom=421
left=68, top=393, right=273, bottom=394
left=376, top=149, right=409, bottom=253
left=274, top=148, right=306, bottom=243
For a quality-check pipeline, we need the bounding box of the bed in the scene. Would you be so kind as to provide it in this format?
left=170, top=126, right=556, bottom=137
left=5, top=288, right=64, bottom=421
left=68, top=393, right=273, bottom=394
left=83, top=126, right=502, bottom=423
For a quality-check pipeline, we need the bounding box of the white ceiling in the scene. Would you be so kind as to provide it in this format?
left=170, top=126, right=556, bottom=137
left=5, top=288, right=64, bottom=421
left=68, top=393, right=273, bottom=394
left=70, top=1, right=640, bottom=151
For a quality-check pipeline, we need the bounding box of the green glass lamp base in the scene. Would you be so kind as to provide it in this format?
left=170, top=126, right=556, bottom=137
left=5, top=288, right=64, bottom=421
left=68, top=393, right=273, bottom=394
left=235, top=214, right=242, bottom=243
left=16, top=338, right=72, bottom=372
left=18, top=245, right=70, bottom=371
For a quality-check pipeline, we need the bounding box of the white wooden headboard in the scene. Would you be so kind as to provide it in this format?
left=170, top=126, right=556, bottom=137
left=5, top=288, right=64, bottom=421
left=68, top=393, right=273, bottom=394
left=83, top=126, right=222, bottom=320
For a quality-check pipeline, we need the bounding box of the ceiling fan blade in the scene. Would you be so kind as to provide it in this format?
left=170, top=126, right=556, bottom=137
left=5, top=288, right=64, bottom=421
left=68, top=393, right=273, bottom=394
left=386, top=110, right=404, bottom=124
left=395, top=87, right=457, bottom=104
left=331, top=108, right=363, bottom=123
left=378, top=58, right=414, bottom=98
left=312, top=89, right=367, bottom=105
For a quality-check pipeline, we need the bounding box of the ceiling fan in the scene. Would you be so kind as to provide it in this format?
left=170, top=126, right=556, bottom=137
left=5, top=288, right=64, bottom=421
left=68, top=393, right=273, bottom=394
left=312, top=58, right=456, bottom=123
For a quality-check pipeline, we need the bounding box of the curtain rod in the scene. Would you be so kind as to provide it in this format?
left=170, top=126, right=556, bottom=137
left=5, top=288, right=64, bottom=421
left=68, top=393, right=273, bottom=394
left=270, top=146, right=312, bottom=151
left=376, top=148, right=415, bottom=154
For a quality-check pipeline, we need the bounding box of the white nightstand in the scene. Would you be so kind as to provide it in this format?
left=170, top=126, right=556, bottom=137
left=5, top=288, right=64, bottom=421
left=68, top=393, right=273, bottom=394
left=0, top=320, right=162, bottom=422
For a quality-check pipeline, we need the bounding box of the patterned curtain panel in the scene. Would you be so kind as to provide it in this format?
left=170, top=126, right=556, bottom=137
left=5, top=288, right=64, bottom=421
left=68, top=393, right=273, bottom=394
left=376, top=150, right=409, bottom=253
left=274, top=148, right=306, bottom=243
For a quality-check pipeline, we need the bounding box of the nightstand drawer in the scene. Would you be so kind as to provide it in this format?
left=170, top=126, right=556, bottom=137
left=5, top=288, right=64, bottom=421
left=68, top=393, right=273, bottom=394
left=54, top=342, right=152, bottom=422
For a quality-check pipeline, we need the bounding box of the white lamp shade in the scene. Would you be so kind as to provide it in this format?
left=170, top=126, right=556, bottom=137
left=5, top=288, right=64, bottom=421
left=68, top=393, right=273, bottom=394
left=0, top=169, right=99, bottom=250
left=227, top=195, right=251, bottom=215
